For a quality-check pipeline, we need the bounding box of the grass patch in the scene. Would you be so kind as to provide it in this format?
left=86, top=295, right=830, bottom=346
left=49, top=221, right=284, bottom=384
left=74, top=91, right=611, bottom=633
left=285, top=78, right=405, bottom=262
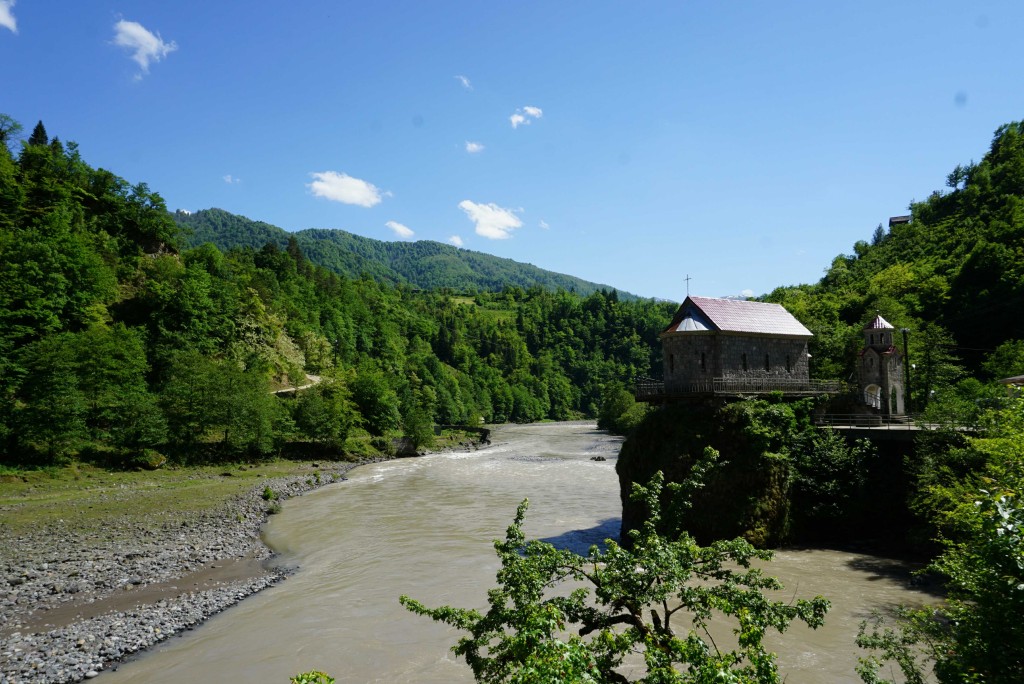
left=0, top=460, right=325, bottom=537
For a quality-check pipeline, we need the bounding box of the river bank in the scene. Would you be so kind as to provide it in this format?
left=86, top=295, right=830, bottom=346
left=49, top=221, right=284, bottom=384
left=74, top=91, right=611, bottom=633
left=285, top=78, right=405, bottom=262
left=0, top=437, right=486, bottom=684
left=0, top=464, right=350, bottom=684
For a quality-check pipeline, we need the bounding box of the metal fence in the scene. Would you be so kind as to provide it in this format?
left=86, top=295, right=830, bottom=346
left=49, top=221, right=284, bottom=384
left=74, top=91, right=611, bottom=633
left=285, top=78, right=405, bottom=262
left=635, top=377, right=850, bottom=401
left=813, top=413, right=972, bottom=432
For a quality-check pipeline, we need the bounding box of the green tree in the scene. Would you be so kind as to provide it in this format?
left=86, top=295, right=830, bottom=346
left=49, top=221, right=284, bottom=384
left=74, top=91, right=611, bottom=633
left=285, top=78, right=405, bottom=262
left=791, top=429, right=875, bottom=535
left=108, top=389, right=167, bottom=454
left=402, top=462, right=829, bottom=684
left=13, top=334, right=86, bottom=460
left=858, top=401, right=1024, bottom=683
left=160, top=350, right=221, bottom=447
left=26, top=120, right=48, bottom=147
left=982, top=339, right=1024, bottom=381
left=0, top=113, right=22, bottom=153
left=214, top=360, right=279, bottom=455
left=293, top=376, right=358, bottom=448
left=597, top=382, right=649, bottom=435
left=72, top=323, right=151, bottom=443
left=350, top=365, right=401, bottom=436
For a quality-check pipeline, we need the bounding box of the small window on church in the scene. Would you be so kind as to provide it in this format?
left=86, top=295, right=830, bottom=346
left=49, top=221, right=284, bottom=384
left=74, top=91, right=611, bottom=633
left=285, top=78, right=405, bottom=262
left=669, top=354, right=674, bottom=373
left=870, top=334, right=875, bottom=345
left=786, top=355, right=791, bottom=372
left=742, top=353, right=748, bottom=372
left=701, top=352, right=706, bottom=372
left=764, top=354, right=770, bottom=371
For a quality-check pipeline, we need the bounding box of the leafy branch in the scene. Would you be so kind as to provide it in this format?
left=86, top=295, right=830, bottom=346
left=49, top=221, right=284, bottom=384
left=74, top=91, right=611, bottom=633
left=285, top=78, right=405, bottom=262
left=401, top=450, right=829, bottom=683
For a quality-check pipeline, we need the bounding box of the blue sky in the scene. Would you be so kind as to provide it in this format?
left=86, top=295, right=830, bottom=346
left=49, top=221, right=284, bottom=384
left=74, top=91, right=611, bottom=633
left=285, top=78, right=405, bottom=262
left=4, top=1, right=1024, bottom=301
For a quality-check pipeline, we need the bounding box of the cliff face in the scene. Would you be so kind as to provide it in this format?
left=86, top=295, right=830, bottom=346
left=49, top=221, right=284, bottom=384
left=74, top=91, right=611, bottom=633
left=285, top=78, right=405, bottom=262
left=616, top=399, right=810, bottom=548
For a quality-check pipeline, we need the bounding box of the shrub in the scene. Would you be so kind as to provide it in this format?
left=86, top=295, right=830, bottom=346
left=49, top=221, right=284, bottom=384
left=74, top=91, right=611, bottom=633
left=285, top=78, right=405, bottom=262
left=127, top=449, right=168, bottom=470
left=290, top=672, right=335, bottom=684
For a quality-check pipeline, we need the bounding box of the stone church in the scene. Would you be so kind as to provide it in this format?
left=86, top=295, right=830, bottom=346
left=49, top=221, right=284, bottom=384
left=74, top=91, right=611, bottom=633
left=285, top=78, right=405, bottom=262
left=650, top=296, right=906, bottom=413
left=659, top=296, right=813, bottom=394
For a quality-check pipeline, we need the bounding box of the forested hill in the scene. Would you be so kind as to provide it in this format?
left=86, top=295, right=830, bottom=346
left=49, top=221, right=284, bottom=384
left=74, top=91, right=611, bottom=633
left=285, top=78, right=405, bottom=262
left=175, top=208, right=634, bottom=298
left=0, top=116, right=673, bottom=467
left=765, top=120, right=1024, bottom=410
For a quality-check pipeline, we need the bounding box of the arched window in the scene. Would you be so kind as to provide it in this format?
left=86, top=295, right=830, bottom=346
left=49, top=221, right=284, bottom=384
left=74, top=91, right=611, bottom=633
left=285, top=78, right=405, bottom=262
left=669, top=354, right=675, bottom=374
left=764, top=354, right=770, bottom=371
left=742, top=353, right=748, bottom=372
left=785, top=355, right=791, bottom=373
left=701, top=352, right=706, bottom=372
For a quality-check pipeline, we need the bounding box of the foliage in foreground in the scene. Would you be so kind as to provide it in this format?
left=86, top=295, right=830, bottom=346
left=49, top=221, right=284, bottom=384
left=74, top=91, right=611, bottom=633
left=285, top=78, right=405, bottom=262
left=401, top=456, right=830, bottom=683
left=856, top=402, right=1024, bottom=683
left=289, top=672, right=335, bottom=684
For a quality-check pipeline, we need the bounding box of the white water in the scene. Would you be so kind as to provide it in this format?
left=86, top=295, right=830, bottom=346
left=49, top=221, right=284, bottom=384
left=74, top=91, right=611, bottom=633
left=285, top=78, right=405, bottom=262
left=100, top=423, right=932, bottom=683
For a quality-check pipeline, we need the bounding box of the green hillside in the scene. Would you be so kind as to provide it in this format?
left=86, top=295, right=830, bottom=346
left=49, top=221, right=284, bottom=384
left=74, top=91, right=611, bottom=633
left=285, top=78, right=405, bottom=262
left=0, top=116, right=672, bottom=467
left=175, top=208, right=635, bottom=297
left=764, top=121, right=1024, bottom=413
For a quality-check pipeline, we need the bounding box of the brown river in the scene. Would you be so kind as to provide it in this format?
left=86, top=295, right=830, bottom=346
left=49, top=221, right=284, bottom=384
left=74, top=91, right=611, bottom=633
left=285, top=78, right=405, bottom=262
left=100, top=423, right=933, bottom=683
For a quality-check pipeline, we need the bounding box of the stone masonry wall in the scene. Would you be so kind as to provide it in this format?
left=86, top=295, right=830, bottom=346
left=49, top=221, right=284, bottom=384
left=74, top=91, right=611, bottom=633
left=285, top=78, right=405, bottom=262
left=663, top=332, right=809, bottom=392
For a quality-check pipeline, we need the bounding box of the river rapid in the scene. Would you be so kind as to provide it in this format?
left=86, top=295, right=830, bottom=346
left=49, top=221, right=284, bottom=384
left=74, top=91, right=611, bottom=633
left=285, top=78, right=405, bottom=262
left=99, top=423, right=932, bottom=683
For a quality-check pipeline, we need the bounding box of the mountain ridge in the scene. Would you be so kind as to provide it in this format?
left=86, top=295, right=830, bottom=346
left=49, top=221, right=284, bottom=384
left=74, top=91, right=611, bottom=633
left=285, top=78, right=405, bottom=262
left=174, top=208, right=639, bottom=298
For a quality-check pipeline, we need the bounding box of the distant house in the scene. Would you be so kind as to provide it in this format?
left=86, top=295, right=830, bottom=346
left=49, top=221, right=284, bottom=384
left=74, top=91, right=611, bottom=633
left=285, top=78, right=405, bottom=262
left=642, top=296, right=824, bottom=399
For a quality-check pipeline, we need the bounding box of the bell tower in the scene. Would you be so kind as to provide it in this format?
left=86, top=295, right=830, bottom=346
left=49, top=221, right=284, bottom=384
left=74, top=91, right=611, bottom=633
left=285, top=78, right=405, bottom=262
left=858, top=315, right=904, bottom=415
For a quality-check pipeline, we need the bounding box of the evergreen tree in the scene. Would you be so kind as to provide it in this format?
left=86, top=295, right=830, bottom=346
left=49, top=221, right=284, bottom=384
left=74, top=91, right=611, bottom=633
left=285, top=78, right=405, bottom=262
left=27, top=120, right=47, bottom=147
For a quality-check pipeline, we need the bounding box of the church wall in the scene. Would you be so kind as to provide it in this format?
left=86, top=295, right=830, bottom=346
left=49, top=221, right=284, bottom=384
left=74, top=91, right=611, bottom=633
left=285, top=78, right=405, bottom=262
left=662, top=333, right=716, bottom=392
left=717, top=334, right=809, bottom=380
left=662, top=332, right=809, bottom=392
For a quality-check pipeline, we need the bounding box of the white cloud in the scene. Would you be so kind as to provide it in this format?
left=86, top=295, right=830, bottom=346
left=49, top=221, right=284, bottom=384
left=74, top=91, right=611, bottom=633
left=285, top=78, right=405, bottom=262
left=465, top=141, right=484, bottom=154
left=741, top=289, right=755, bottom=298
left=0, top=1, right=17, bottom=34
left=458, top=200, right=522, bottom=240
left=510, top=105, right=543, bottom=128
left=448, top=235, right=464, bottom=247
left=308, top=171, right=384, bottom=207
left=539, top=220, right=550, bottom=230
left=113, top=20, right=177, bottom=75
left=385, top=220, right=414, bottom=239
left=223, top=174, right=241, bottom=184
left=455, top=74, right=472, bottom=90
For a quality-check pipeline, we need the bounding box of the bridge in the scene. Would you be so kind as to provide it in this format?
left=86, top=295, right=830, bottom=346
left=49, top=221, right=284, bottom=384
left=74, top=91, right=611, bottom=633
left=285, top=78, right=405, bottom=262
left=813, top=413, right=975, bottom=441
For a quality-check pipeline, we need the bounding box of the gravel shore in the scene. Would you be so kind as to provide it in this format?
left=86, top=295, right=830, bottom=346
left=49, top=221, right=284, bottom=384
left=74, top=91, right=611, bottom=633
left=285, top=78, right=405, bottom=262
left=0, top=462, right=359, bottom=684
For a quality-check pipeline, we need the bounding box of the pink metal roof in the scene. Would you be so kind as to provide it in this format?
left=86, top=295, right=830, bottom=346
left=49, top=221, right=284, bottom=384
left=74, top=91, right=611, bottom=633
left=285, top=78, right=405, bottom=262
left=664, top=296, right=812, bottom=337
left=864, top=314, right=895, bottom=330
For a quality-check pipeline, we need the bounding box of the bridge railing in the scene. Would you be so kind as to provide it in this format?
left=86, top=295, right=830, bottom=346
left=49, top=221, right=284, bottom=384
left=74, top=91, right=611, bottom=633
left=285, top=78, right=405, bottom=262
left=635, top=377, right=850, bottom=401
left=814, top=414, right=972, bottom=431
left=813, top=414, right=914, bottom=429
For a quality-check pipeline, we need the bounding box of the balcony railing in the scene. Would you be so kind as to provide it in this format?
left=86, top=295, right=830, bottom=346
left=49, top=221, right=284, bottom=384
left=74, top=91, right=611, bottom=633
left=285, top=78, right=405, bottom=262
left=635, top=377, right=850, bottom=402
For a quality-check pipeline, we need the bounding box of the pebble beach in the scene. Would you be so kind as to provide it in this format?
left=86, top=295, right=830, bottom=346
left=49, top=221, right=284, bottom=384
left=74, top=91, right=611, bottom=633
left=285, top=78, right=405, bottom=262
left=0, top=463, right=357, bottom=684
